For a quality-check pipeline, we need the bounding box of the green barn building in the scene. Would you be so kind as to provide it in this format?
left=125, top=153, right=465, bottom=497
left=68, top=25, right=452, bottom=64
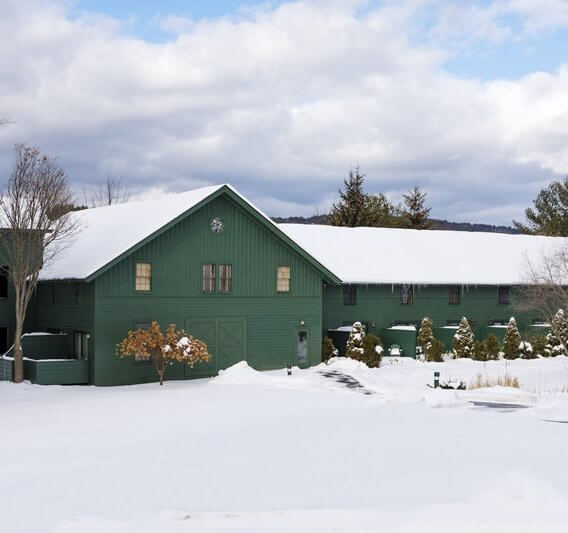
left=0, top=184, right=559, bottom=385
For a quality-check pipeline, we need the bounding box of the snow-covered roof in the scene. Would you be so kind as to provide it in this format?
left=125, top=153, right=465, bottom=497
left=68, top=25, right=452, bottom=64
left=279, top=224, right=568, bottom=285
left=41, top=185, right=227, bottom=280
left=40, top=184, right=339, bottom=282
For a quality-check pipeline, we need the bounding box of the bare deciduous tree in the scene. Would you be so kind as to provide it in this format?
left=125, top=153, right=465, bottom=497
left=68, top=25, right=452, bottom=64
left=517, top=249, right=568, bottom=331
left=0, top=144, right=81, bottom=383
left=84, top=176, right=130, bottom=207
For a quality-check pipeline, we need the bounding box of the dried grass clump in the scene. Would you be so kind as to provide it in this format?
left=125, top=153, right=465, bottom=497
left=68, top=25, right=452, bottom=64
left=468, top=373, right=521, bottom=389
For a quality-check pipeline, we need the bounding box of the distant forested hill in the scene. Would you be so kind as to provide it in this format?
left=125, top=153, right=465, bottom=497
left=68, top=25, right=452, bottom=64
left=272, top=214, right=517, bottom=234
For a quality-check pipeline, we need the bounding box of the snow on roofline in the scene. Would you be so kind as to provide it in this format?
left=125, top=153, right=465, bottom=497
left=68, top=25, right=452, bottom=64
left=40, top=185, right=226, bottom=280
left=39, top=184, right=338, bottom=282
left=278, top=223, right=568, bottom=286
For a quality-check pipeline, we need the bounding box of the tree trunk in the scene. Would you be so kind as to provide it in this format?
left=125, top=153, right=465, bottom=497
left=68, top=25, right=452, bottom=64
left=13, top=318, right=24, bottom=383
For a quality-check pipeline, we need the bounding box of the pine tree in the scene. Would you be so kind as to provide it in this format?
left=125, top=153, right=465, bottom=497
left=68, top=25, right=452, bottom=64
left=513, top=177, right=568, bottom=236
left=417, top=317, right=434, bottom=353
left=330, top=167, right=368, bottom=227
left=330, top=167, right=401, bottom=228
left=402, top=185, right=431, bottom=229
left=346, top=321, right=365, bottom=360
left=452, top=317, right=474, bottom=358
left=485, top=334, right=500, bottom=360
left=502, top=317, right=522, bottom=360
left=545, top=309, right=568, bottom=356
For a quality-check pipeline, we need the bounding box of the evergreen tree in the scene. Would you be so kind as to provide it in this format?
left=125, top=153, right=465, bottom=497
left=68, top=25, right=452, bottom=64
left=417, top=317, right=434, bottom=353
left=513, top=177, right=568, bottom=236
left=330, top=167, right=401, bottom=228
left=485, top=334, right=500, bottom=360
left=545, top=309, right=568, bottom=356
left=452, top=317, right=474, bottom=358
left=361, top=334, right=383, bottom=368
left=503, top=317, right=522, bottom=360
left=525, top=334, right=546, bottom=358
left=321, top=336, right=338, bottom=363
left=519, top=338, right=536, bottom=359
left=330, top=167, right=368, bottom=227
left=425, top=338, right=444, bottom=362
left=402, top=185, right=431, bottom=229
left=346, top=321, right=365, bottom=360
left=473, top=340, right=488, bottom=361
left=367, top=193, right=403, bottom=228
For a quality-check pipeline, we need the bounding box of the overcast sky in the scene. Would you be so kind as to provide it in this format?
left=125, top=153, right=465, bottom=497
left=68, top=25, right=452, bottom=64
left=1, top=0, right=568, bottom=224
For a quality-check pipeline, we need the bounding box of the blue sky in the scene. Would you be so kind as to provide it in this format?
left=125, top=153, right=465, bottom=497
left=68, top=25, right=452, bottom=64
left=2, top=0, right=568, bottom=224
left=72, top=0, right=568, bottom=80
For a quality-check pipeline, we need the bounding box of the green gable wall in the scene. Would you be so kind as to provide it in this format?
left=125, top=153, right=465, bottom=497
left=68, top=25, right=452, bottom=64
left=324, top=284, right=538, bottom=356
left=92, top=193, right=325, bottom=386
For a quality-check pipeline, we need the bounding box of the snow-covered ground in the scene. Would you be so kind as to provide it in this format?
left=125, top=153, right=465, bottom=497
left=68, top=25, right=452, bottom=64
left=2, top=357, right=568, bottom=532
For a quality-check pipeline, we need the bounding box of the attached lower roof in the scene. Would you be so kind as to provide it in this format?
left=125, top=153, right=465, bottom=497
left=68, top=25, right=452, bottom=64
left=279, top=223, right=568, bottom=286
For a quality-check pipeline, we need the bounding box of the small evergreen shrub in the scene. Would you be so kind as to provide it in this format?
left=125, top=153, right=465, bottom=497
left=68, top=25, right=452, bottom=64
left=425, top=338, right=444, bottom=362
left=452, top=317, right=474, bottom=358
left=361, top=334, right=383, bottom=368
left=485, top=334, right=500, bottom=360
left=473, top=340, right=488, bottom=361
left=545, top=309, right=568, bottom=356
left=519, top=338, right=536, bottom=359
left=417, top=317, right=434, bottom=353
left=321, top=336, right=338, bottom=363
left=346, top=322, right=365, bottom=360
left=503, top=317, right=521, bottom=360
left=525, top=334, right=546, bottom=358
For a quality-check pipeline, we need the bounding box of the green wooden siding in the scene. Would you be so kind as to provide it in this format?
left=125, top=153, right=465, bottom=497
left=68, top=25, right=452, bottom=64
left=92, top=194, right=325, bottom=385
left=324, top=284, right=538, bottom=355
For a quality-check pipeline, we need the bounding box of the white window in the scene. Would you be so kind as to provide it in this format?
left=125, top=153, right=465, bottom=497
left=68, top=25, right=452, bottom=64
left=277, top=266, right=290, bottom=292
left=135, top=262, right=152, bottom=292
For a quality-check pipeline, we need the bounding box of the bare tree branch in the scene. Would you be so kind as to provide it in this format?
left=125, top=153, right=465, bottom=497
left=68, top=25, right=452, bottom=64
left=516, top=249, right=568, bottom=339
left=84, top=176, right=130, bottom=207
left=0, top=144, right=82, bottom=383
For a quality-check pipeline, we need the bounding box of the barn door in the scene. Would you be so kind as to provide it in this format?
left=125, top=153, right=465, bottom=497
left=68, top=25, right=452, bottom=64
left=185, top=321, right=217, bottom=375
left=184, top=318, right=246, bottom=376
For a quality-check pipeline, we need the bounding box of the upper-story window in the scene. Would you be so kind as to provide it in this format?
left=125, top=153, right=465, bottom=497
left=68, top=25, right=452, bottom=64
left=135, top=262, right=152, bottom=292
left=0, top=266, right=8, bottom=299
left=449, top=286, right=460, bottom=305
left=202, top=264, right=216, bottom=292
left=277, top=266, right=290, bottom=292
left=343, top=285, right=356, bottom=305
left=498, top=286, right=510, bottom=305
left=219, top=264, right=232, bottom=292
left=75, top=283, right=82, bottom=304
left=52, top=285, right=57, bottom=304
left=400, top=284, right=413, bottom=305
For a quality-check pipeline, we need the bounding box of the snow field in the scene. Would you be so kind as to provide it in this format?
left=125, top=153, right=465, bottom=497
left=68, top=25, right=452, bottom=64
left=1, top=356, right=568, bottom=532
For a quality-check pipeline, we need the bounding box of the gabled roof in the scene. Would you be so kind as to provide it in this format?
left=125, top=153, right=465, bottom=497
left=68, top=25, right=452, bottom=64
left=40, top=185, right=341, bottom=283
left=279, top=223, right=568, bottom=286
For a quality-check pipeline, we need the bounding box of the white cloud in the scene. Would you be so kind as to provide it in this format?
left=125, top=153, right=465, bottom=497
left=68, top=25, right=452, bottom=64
left=0, top=0, right=567, bottom=223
